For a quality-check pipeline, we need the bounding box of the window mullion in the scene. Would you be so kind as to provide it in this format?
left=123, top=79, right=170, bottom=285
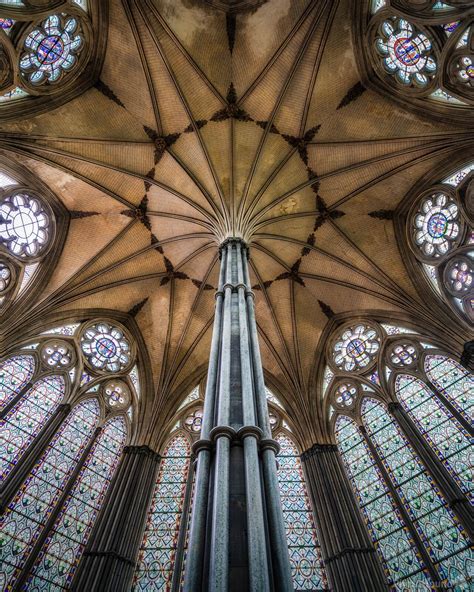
left=358, top=425, right=440, bottom=585
left=12, top=426, right=102, bottom=592
left=0, top=380, right=34, bottom=419
left=0, top=403, right=71, bottom=512
left=388, top=401, right=474, bottom=538
left=424, top=377, right=473, bottom=436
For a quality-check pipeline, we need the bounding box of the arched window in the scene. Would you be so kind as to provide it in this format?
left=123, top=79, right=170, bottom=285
left=335, top=414, right=428, bottom=589
left=134, top=434, right=192, bottom=591
left=326, top=320, right=474, bottom=590
left=395, top=374, right=472, bottom=501
left=0, top=1, right=103, bottom=119
left=402, top=161, right=473, bottom=324
left=134, top=386, right=204, bottom=591
left=0, top=318, right=138, bottom=589
left=355, top=1, right=473, bottom=121
left=274, top=432, right=328, bottom=591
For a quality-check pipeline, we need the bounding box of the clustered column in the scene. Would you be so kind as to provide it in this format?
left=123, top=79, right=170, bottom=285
left=301, top=443, right=389, bottom=591
left=183, top=238, right=294, bottom=592
left=71, top=445, right=161, bottom=592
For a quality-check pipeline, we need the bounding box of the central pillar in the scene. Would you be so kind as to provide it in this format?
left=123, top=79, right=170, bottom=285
left=183, top=238, right=293, bottom=592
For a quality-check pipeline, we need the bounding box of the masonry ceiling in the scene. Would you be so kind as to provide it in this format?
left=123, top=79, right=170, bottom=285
left=1, top=0, right=472, bottom=445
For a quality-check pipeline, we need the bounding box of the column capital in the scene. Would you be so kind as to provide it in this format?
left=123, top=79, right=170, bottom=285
left=301, top=442, right=338, bottom=460
left=123, top=444, right=161, bottom=461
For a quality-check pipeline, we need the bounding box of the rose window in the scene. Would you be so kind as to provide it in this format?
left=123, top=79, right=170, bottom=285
left=41, top=340, right=75, bottom=369
left=80, top=322, right=132, bottom=373
left=454, top=55, right=474, bottom=87
left=412, top=192, right=460, bottom=259
left=333, top=324, right=380, bottom=372
left=388, top=343, right=418, bottom=368
left=104, top=380, right=131, bottom=410
left=334, top=383, right=357, bottom=408
left=0, top=192, right=51, bottom=259
left=184, top=408, right=203, bottom=433
left=375, top=18, right=436, bottom=87
left=444, top=256, right=473, bottom=296
left=20, top=15, right=83, bottom=86
left=0, top=261, right=12, bottom=294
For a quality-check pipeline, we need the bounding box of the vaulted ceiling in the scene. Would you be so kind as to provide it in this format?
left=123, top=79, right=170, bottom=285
left=1, top=0, right=471, bottom=446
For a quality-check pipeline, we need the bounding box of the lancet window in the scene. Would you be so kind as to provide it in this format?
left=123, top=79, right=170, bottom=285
left=0, top=318, right=138, bottom=590
left=133, top=384, right=204, bottom=591
left=268, top=394, right=328, bottom=591
left=324, top=320, right=473, bottom=590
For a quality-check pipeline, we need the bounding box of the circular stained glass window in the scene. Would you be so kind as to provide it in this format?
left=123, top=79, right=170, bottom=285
left=334, top=383, right=357, bottom=408
left=80, top=322, right=132, bottom=373
left=184, top=408, right=203, bottom=433
left=20, top=14, right=84, bottom=86
left=387, top=342, right=418, bottom=369
left=412, top=192, right=461, bottom=259
left=332, top=324, right=380, bottom=373
left=0, top=192, right=52, bottom=259
left=375, top=18, right=436, bottom=88
left=104, top=380, right=131, bottom=410
left=444, top=256, right=473, bottom=296
left=41, top=339, right=75, bottom=369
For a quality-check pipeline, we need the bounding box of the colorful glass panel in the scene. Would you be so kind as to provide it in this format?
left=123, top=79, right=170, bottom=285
left=335, top=416, right=429, bottom=589
left=26, top=416, right=127, bottom=590
left=424, top=355, right=473, bottom=424
left=362, top=399, right=473, bottom=588
left=276, top=434, right=327, bottom=591
left=0, top=354, right=35, bottom=412
left=0, top=375, right=65, bottom=484
left=133, top=435, right=191, bottom=591
left=0, top=399, right=99, bottom=589
left=396, top=374, right=473, bottom=502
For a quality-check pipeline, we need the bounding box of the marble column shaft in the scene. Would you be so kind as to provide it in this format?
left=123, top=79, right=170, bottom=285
left=71, top=445, right=160, bottom=592
left=301, top=443, right=389, bottom=591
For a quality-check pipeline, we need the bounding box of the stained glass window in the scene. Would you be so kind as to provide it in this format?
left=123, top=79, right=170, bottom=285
left=0, top=375, right=65, bottom=484
left=275, top=433, right=327, bottom=591
left=20, top=15, right=83, bottom=86
left=80, top=322, right=132, bottom=372
left=362, top=398, right=473, bottom=588
left=0, top=354, right=35, bottom=411
left=395, top=374, right=472, bottom=502
left=26, top=416, right=127, bottom=590
left=335, top=415, right=430, bottom=589
left=0, top=191, right=51, bottom=258
left=133, top=434, right=191, bottom=591
left=0, top=399, right=99, bottom=589
left=424, top=354, right=473, bottom=424
left=332, top=324, right=380, bottom=372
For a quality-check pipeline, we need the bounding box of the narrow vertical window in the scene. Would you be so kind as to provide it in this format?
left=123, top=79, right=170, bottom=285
left=335, top=415, right=430, bottom=589
left=424, top=354, right=473, bottom=424
left=133, top=434, right=191, bottom=591
left=25, top=416, right=127, bottom=590
left=0, top=375, right=65, bottom=484
left=362, top=398, right=472, bottom=588
left=396, top=374, right=472, bottom=501
left=0, top=399, right=99, bottom=589
left=275, top=433, right=328, bottom=591
left=0, top=354, right=35, bottom=411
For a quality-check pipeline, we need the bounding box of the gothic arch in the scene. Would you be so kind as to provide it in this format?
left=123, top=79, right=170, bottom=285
left=0, top=0, right=107, bottom=121
left=352, top=0, right=474, bottom=124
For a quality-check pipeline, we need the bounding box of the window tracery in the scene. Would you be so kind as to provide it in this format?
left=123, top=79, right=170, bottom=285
left=325, top=319, right=473, bottom=590
left=0, top=0, right=104, bottom=119
left=0, top=318, right=139, bottom=589
left=403, top=162, right=473, bottom=324
left=358, top=0, right=473, bottom=121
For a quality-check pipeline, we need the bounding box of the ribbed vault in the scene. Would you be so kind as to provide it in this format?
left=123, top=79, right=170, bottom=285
left=0, top=0, right=472, bottom=448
